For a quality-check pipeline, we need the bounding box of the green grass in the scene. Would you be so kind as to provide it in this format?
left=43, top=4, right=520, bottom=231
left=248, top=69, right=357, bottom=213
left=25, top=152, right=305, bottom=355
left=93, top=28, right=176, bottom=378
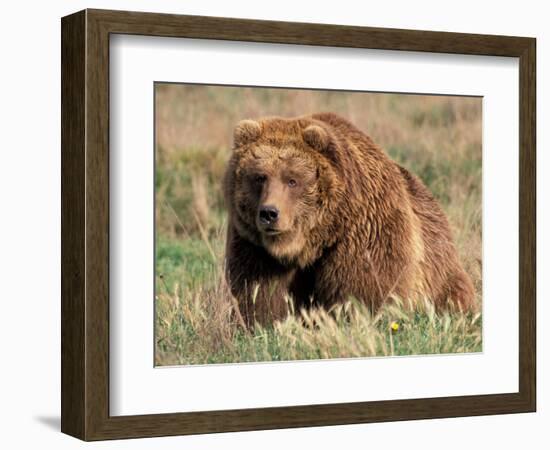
left=155, top=278, right=482, bottom=365
left=154, top=85, right=482, bottom=366
left=156, top=237, right=217, bottom=292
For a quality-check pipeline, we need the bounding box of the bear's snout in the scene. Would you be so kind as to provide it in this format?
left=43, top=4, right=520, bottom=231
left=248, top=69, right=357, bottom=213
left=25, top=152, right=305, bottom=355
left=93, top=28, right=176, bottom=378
left=258, top=205, right=279, bottom=227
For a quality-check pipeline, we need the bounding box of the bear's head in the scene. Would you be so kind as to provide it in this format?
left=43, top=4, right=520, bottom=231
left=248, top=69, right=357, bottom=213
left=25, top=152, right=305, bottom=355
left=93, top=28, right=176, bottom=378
left=225, top=117, right=343, bottom=266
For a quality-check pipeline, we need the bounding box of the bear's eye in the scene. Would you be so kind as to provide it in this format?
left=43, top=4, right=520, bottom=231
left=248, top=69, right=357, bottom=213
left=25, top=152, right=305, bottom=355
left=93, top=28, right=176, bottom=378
left=288, top=179, right=297, bottom=188
left=254, top=174, right=267, bottom=184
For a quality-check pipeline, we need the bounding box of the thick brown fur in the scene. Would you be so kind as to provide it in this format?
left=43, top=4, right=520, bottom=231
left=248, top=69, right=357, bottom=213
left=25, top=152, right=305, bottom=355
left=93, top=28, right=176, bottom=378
left=224, top=112, right=475, bottom=327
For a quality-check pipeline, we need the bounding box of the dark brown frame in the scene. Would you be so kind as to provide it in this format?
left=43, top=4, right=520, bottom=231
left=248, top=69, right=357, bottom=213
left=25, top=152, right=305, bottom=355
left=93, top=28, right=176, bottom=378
left=61, top=8, right=536, bottom=441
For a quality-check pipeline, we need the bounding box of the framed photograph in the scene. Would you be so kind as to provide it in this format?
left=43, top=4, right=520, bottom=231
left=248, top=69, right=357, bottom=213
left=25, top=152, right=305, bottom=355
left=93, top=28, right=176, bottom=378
left=61, top=9, right=536, bottom=440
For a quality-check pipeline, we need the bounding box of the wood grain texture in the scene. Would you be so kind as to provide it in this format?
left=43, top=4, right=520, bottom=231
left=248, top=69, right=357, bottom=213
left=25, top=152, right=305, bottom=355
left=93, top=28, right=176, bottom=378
left=61, top=10, right=86, bottom=439
left=60, top=8, right=537, bottom=441
left=85, top=10, right=111, bottom=439
left=89, top=8, right=532, bottom=56
left=518, top=38, right=536, bottom=410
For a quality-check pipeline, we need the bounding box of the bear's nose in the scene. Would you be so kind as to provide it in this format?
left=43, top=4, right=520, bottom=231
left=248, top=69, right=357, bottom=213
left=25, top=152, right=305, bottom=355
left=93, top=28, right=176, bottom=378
left=258, top=206, right=279, bottom=225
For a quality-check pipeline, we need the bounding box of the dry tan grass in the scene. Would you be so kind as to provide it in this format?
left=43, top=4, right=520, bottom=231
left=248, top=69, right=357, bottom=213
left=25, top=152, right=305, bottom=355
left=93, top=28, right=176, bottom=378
left=156, top=280, right=482, bottom=365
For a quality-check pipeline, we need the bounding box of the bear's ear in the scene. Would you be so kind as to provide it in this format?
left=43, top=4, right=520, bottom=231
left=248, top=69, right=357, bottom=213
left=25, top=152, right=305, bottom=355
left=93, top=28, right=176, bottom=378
left=234, top=120, right=262, bottom=147
left=303, top=125, right=329, bottom=151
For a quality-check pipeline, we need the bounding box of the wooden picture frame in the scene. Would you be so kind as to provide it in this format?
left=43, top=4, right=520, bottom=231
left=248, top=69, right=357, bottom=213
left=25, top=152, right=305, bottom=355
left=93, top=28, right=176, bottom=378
left=61, top=8, right=536, bottom=441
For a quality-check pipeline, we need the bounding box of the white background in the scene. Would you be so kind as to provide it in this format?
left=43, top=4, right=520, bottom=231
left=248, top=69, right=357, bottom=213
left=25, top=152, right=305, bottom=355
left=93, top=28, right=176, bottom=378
left=110, top=36, right=519, bottom=415
left=0, top=0, right=546, bottom=448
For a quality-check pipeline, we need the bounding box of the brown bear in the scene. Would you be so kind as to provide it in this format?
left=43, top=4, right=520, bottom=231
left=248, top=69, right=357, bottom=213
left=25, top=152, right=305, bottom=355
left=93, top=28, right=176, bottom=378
left=224, top=112, right=475, bottom=327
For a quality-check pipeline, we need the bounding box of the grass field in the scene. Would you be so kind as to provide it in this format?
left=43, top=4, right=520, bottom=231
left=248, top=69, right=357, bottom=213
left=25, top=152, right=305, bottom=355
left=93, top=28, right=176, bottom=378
left=154, top=84, right=482, bottom=366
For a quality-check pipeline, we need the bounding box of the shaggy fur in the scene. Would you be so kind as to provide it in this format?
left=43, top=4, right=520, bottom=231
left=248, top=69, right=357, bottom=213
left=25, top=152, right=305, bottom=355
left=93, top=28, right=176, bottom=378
left=224, top=112, right=475, bottom=327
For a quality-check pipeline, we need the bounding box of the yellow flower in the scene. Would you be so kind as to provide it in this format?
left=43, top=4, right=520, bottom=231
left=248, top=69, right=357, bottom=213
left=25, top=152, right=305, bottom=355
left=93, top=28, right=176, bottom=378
left=390, top=321, right=400, bottom=332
